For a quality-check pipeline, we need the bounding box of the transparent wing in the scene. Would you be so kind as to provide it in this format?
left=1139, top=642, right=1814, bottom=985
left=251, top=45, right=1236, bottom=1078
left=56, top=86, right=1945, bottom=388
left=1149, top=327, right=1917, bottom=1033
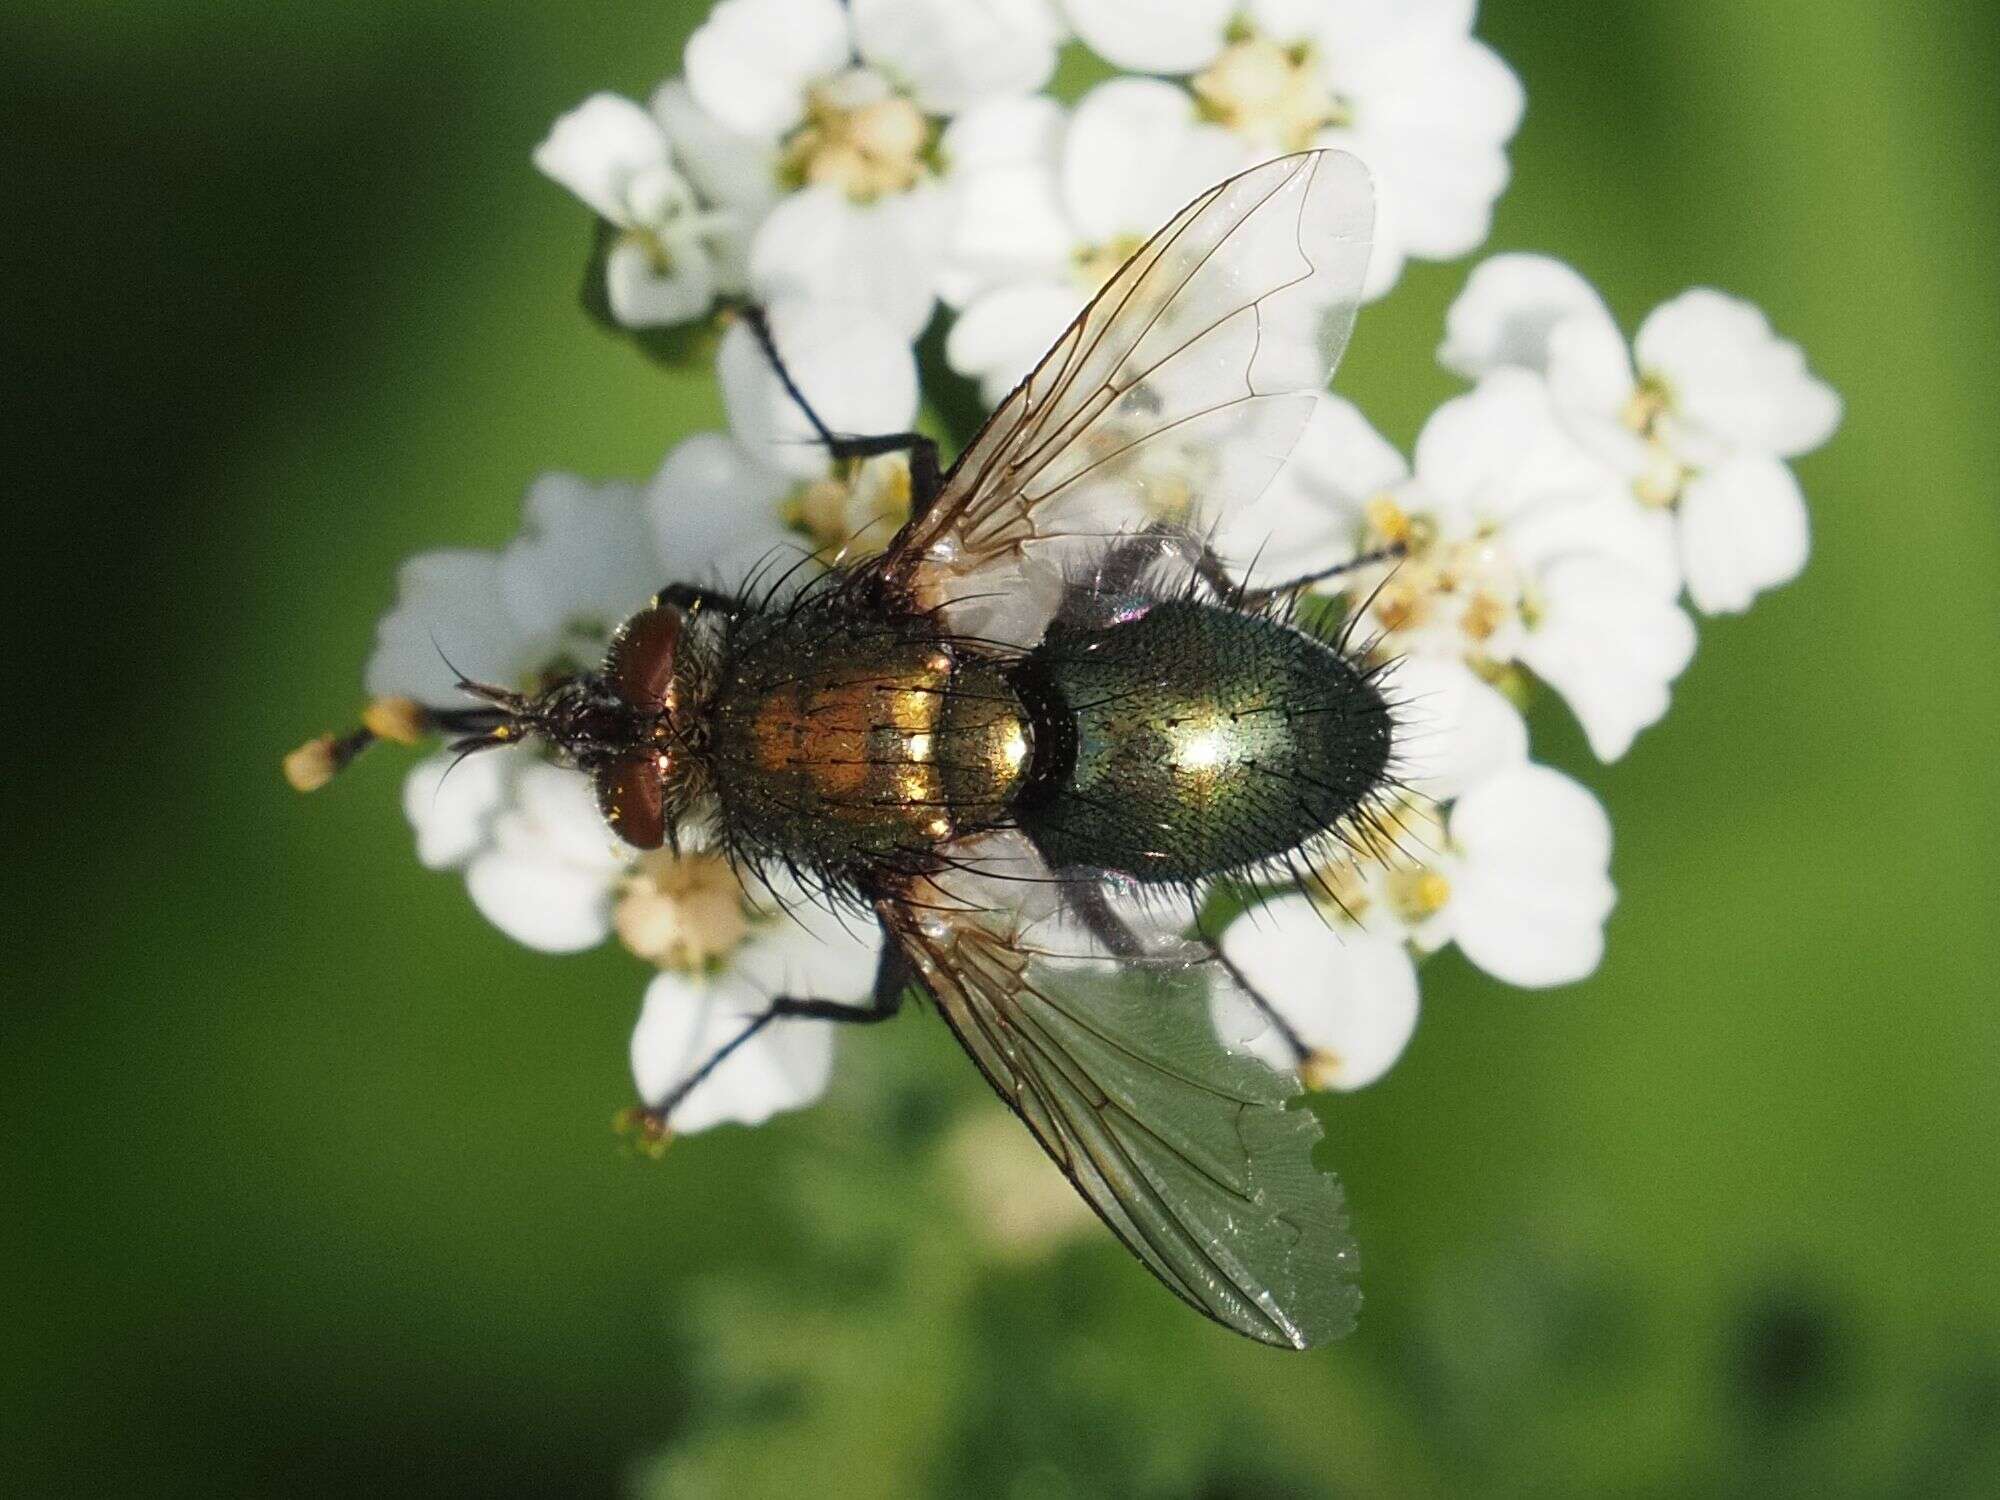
left=883, top=833, right=1361, bottom=1347
left=878, top=150, right=1373, bottom=645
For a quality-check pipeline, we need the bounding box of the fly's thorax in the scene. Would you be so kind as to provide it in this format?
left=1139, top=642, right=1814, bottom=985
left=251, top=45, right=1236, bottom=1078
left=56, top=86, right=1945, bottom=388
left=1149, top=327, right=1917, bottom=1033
left=1013, top=599, right=1393, bottom=883
left=705, top=602, right=1031, bottom=876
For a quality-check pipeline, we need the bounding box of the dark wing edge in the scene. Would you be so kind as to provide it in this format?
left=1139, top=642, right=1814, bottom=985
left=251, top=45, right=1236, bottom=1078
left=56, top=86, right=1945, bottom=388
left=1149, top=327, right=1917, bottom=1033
left=878, top=886, right=1362, bottom=1348
left=874, top=149, right=1374, bottom=638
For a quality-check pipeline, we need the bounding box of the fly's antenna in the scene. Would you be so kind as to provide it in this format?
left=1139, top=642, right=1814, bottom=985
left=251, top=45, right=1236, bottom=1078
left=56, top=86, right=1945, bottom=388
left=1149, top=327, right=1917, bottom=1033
left=284, top=687, right=524, bottom=795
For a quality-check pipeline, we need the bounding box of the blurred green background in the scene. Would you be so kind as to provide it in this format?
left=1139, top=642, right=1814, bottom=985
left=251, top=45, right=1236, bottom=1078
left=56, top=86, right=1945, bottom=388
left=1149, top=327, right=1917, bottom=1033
left=8, top=1, right=1997, bottom=1494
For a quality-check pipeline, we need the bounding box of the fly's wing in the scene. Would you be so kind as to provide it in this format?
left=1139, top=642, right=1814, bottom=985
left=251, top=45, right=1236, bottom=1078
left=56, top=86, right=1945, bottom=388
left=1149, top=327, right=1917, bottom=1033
left=876, top=150, right=1373, bottom=646
left=883, top=834, right=1361, bottom=1347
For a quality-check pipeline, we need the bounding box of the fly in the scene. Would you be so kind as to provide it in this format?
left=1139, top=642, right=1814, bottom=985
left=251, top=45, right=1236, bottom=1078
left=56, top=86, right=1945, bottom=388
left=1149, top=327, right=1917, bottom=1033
left=294, top=151, right=1397, bottom=1348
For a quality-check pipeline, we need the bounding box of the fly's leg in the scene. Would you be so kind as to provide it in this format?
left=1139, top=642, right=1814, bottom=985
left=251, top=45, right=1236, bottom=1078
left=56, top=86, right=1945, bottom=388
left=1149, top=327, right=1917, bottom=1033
left=1185, top=541, right=1409, bottom=611
left=739, top=304, right=942, bottom=518
left=624, top=938, right=915, bottom=1144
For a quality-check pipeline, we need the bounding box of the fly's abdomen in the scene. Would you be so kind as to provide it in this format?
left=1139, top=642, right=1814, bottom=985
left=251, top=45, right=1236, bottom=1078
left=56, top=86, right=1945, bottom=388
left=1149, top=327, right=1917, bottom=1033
left=1013, top=600, right=1392, bottom=882
left=711, top=610, right=1032, bottom=871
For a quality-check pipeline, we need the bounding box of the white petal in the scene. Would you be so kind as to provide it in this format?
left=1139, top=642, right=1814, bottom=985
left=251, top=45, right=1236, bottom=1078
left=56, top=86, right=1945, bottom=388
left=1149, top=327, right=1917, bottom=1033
left=364, top=549, right=525, bottom=703
left=1309, top=0, right=1476, bottom=60
left=502, top=762, right=627, bottom=871
left=630, top=971, right=837, bottom=1132
left=647, top=431, right=803, bottom=583
left=495, top=473, right=660, bottom=647
left=733, top=886, right=886, bottom=1004
left=939, top=92, right=1067, bottom=175
left=1383, top=656, right=1528, bottom=801
left=685, top=0, right=853, bottom=138
left=853, top=0, right=1062, bottom=114
left=1544, top=308, right=1639, bottom=428
left=1446, top=763, right=1614, bottom=987
left=1345, top=32, right=1521, bottom=255
left=1518, top=555, right=1698, bottom=761
left=1439, top=253, right=1614, bottom=379
left=651, top=80, right=780, bottom=289
left=1061, top=78, right=1249, bottom=244
left=1413, top=371, right=1633, bottom=537
left=1635, top=289, right=1842, bottom=460
left=1217, top=896, right=1420, bottom=1091
left=401, top=748, right=516, bottom=870
left=464, top=849, right=615, bottom=953
left=602, top=234, right=717, bottom=327
left=1061, top=0, right=1233, bottom=72
left=748, top=185, right=945, bottom=339
left=650, top=80, right=780, bottom=216
left=938, top=156, right=1073, bottom=308
left=717, top=294, right=920, bottom=477
left=944, top=279, right=1081, bottom=407
left=533, top=93, right=671, bottom=227
left=461, top=765, right=624, bottom=952
left=1677, top=453, right=1811, bottom=614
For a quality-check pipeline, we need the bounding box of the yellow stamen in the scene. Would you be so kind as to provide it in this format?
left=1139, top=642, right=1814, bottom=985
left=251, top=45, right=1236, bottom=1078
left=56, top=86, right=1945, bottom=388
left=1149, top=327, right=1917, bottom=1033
left=1364, top=495, right=1413, bottom=548
left=1192, top=36, right=1351, bottom=152
left=783, top=84, right=930, bottom=203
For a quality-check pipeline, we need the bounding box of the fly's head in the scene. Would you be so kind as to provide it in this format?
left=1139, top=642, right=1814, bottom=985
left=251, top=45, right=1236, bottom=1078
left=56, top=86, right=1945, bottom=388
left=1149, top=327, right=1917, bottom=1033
left=287, top=600, right=704, bottom=853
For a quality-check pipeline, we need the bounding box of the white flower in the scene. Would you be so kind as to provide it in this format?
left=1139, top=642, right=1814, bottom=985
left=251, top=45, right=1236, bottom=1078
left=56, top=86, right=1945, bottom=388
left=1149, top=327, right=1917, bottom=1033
left=628, top=866, right=884, bottom=1133
left=1059, top=0, right=1524, bottom=300
left=402, top=751, right=629, bottom=953
left=1442, top=254, right=1841, bottom=613
left=1214, top=760, right=1614, bottom=1090
left=535, top=93, right=745, bottom=328
left=1263, top=384, right=1694, bottom=761
left=940, top=78, right=1250, bottom=404
left=676, top=0, right=1064, bottom=338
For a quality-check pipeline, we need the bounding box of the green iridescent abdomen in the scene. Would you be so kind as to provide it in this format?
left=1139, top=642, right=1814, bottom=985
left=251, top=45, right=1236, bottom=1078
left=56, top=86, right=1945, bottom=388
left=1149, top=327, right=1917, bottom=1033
left=1012, top=600, right=1392, bottom=883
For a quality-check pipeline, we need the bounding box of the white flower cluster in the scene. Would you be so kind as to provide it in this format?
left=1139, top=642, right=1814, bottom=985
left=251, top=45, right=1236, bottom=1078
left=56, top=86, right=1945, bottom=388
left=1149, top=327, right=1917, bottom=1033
left=354, top=1, right=1836, bottom=1135
left=1211, top=252, right=1837, bottom=1087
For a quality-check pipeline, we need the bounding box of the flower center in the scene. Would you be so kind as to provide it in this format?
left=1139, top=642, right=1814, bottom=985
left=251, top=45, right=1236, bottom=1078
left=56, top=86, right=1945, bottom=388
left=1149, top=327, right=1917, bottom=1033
left=782, top=453, right=914, bottom=559
left=614, top=850, right=752, bottom=972
left=1351, top=494, right=1524, bottom=656
left=1307, top=797, right=1451, bottom=934
left=1622, top=373, right=1688, bottom=507
left=782, top=70, right=933, bottom=203
left=1193, top=35, right=1352, bottom=152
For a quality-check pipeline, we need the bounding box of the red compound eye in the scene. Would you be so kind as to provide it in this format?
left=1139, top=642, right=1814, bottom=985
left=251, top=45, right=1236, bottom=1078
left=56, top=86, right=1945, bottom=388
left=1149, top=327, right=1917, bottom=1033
left=606, top=605, right=681, bottom=712
left=595, top=749, right=666, bottom=850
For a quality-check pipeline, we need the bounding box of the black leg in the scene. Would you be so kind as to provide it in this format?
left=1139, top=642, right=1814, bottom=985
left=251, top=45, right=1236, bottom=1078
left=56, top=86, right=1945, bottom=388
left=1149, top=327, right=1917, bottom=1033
left=1060, top=874, right=1151, bottom=959
left=630, top=938, right=914, bottom=1137
left=740, top=304, right=943, bottom=518
left=1233, top=544, right=1409, bottom=609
